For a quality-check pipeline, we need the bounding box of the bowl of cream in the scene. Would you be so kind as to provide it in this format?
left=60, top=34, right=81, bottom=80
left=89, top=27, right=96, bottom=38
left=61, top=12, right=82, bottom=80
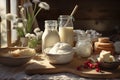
left=44, top=42, right=74, bottom=64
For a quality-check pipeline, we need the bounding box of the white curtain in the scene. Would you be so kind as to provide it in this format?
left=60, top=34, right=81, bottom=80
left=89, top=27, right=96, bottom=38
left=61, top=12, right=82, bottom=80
left=0, top=0, right=7, bottom=48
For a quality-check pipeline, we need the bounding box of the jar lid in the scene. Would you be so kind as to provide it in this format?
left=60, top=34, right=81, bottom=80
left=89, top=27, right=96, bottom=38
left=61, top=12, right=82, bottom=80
left=58, top=15, right=73, bottom=19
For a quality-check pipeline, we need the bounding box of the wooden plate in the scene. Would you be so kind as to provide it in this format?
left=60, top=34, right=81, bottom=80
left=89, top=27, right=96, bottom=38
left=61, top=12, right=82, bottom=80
left=25, top=54, right=120, bottom=78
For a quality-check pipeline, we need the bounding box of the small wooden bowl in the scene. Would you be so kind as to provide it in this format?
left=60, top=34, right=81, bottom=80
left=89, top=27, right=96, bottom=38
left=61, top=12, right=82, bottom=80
left=0, top=55, right=34, bottom=67
left=0, top=47, right=35, bottom=67
left=99, top=55, right=120, bottom=70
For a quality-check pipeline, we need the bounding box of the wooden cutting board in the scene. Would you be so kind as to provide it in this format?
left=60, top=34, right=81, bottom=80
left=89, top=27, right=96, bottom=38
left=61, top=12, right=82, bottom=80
left=25, top=54, right=120, bottom=79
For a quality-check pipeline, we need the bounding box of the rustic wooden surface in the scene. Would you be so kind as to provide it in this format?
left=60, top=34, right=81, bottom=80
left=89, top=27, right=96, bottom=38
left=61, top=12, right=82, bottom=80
left=25, top=54, right=120, bottom=79
left=0, top=48, right=120, bottom=78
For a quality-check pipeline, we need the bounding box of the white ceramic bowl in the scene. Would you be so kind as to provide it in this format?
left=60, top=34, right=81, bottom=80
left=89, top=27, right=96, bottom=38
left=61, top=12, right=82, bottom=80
left=45, top=50, right=74, bottom=64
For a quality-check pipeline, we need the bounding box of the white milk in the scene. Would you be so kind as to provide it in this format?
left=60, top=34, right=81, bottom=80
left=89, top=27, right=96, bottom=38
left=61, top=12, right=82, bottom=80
left=58, top=15, right=74, bottom=46
left=59, top=27, right=74, bottom=46
left=42, top=20, right=60, bottom=52
left=42, top=29, right=60, bottom=51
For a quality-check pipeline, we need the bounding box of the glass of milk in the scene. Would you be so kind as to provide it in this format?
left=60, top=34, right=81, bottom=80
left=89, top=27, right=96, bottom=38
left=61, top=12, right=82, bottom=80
left=58, top=15, right=74, bottom=46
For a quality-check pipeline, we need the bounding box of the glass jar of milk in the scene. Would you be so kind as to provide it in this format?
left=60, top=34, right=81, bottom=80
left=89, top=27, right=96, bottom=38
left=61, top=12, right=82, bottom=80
left=58, top=15, right=74, bottom=46
left=42, top=20, right=60, bottom=52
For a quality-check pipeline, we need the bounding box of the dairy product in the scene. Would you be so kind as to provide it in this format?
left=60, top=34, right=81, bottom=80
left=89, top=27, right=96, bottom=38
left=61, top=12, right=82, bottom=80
left=59, top=27, right=74, bottom=46
left=42, top=29, right=60, bottom=52
left=99, top=50, right=111, bottom=59
left=42, top=20, right=60, bottom=52
left=58, top=15, right=74, bottom=46
left=48, top=42, right=73, bottom=54
left=46, top=42, right=74, bottom=64
left=97, top=50, right=115, bottom=62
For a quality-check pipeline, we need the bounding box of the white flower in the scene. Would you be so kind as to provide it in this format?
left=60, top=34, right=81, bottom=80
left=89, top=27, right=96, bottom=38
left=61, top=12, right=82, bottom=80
left=34, top=27, right=41, bottom=34
left=17, top=22, right=24, bottom=28
left=25, top=33, right=36, bottom=39
left=23, top=19, right=27, bottom=23
left=25, top=33, right=31, bottom=38
left=38, top=2, right=50, bottom=10
left=36, top=31, right=43, bottom=39
left=6, top=13, right=17, bottom=21
left=30, top=34, right=36, bottom=39
left=20, top=7, right=24, bottom=13
left=23, top=1, right=32, bottom=8
left=26, top=33, right=36, bottom=39
left=32, top=0, right=40, bottom=3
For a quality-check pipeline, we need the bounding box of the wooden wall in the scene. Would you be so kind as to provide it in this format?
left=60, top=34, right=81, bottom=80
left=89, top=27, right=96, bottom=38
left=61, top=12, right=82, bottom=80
left=36, top=0, right=120, bottom=36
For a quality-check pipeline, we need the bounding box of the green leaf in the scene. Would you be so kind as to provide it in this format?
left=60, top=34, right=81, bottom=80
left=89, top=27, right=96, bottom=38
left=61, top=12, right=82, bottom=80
left=26, top=13, right=33, bottom=33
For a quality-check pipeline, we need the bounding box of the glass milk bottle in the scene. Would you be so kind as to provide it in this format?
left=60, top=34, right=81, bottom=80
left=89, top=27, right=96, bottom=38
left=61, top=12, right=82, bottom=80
left=58, top=15, right=74, bottom=46
left=42, top=20, right=60, bottom=52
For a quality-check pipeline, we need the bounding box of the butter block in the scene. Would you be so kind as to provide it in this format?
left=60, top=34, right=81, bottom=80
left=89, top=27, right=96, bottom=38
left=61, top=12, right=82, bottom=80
left=97, top=57, right=104, bottom=62
left=109, top=55, right=115, bottom=62
left=99, top=50, right=111, bottom=58
left=98, top=50, right=115, bottom=62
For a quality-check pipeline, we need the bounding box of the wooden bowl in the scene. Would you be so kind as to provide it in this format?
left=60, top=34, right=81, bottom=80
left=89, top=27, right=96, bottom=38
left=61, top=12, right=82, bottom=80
left=99, top=55, right=120, bottom=70
left=0, top=47, right=35, bottom=67
left=0, top=55, right=33, bottom=67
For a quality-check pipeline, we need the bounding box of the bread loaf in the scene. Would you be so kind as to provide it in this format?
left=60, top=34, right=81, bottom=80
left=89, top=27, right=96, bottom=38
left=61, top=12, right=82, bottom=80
left=94, top=42, right=114, bottom=48
left=94, top=37, right=114, bottom=54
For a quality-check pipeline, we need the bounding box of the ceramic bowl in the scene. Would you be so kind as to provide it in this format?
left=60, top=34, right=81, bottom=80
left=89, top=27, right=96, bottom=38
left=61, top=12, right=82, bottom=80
left=98, top=55, right=120, bottom=70
left=0, top=47, right=35, bottom=67
left=44, top=49, right=74, bottom=64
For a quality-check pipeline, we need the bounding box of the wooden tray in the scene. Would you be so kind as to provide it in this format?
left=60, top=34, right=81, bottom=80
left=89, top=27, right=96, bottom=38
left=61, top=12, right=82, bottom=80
left=25, top=54, right=120, bottom=79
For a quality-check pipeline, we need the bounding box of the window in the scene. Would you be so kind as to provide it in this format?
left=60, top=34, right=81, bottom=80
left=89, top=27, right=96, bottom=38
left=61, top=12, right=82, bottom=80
left=0, top=0, right=7, bottom=48
left=0, top=0, right=38, bottom=48
left=0, top=0, right=18, bottom=48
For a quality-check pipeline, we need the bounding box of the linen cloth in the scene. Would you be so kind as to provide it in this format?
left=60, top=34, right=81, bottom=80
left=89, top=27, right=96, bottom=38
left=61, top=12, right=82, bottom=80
left=0, top=64, right=119, bottom=80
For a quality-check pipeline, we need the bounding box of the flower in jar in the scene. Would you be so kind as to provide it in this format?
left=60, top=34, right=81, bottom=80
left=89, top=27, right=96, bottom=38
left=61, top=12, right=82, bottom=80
left=18, top=0, right=50, bottom=33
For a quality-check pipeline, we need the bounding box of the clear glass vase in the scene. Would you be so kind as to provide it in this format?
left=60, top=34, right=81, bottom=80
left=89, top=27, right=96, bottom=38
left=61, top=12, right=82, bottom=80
left=20, top=37, right=28, bottom=47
